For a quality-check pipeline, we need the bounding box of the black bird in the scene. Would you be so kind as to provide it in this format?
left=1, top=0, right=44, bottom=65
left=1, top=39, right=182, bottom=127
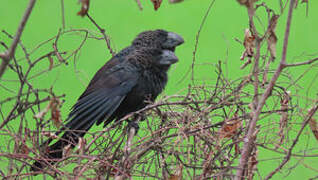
left=31, top=30, right=184, bottom=171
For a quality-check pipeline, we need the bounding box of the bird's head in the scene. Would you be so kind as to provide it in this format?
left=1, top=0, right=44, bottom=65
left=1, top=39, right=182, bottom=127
left=132, top=29, right=184, bottom=52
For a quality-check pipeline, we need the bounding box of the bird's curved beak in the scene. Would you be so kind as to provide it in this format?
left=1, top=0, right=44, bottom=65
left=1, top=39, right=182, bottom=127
left=159, top=50, right=179, bottom=65
left=162, top=32, right=184, bottom=51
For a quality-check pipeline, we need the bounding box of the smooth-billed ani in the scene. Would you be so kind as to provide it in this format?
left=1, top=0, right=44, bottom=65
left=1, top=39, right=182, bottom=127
left=31, top=29, right=184, bottom=171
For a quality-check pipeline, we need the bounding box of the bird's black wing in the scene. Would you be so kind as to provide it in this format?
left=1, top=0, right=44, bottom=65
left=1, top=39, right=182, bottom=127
left=65, top=61, right=139, bottom=132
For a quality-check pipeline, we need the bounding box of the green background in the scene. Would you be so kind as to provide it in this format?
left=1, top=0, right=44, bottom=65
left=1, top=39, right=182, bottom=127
left=1, top=0, right=318, bottom=179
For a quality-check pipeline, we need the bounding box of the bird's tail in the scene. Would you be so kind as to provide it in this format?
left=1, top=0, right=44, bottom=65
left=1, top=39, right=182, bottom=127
left=30, top=129, right=86, bottom=171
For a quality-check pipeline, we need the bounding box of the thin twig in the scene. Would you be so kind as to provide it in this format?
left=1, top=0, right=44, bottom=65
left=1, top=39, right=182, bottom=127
left=0, top=0, right=36, bottom=80
left=265, top=105, right=318, bottom=179
left=285, top=57, right=318, bottom=67
left=60, top=0, right=66, bottom=29
left=86, top=13, right=115, bottom=56
left=191, top=0, right=216, bottom=84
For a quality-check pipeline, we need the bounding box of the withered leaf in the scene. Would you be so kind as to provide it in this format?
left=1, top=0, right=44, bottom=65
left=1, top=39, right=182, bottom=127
left=267, top=34, right=277, bottom=59
left=34, top=97, right=62, bottom=127
left=63, top=144, right=72, bottom=158
left=50, top=97, right=62, bottom=128
left=151, top=0, right=163, bottom=10
left=240, top=29, right=255, bottom=68
left=278, top=91, right=290, bottom=146
left=243, top=29, right=255, bottom=58
left=219, top=121, right=242, bottom=139
left=218, top=113, right=242, bottom=139
left=76, top=137, right=86, bottom=154
left=78, top=0, right=90, bottom=17
left=267, top=15, right=279, bottom=60
left=234, top=143, right=241, bottom=155
left=19, top=144, right=30, bottom=155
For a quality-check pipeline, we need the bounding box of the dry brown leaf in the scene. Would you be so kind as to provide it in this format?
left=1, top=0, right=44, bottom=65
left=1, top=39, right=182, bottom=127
left=151, top=0, right=163, bottom=10
left=277, top=91, right=290, bottom=146
left=302, top=0, right=308, bottom=3
left=78, top=0, right=90, bottom=17
left=34, top=97, right=62, bottom=128
left=267, top=34, right=277, bottom=59
left=76, top=137, right=86, bottom=154
left=219, top=113, right=242, bottom=139
left=267, top=15, right=279, bottom=60
left=243, top=29, right=255, bottom=58
left=15, top=138, right=30, bottom=155
left=63, top=144, right=73, bottom=158
left=240, top=29, right=255, bottom=69
left=18, top=144, right=30, bottom=155
left=50, top=97, right=62, bottom=128
left=234, top=143, right=241, bottom=155
left=219, top=121, right=242, bottom=139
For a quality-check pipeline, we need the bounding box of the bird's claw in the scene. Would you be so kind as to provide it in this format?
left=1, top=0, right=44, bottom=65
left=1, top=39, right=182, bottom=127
left=127, top=121, right=139, bottom=134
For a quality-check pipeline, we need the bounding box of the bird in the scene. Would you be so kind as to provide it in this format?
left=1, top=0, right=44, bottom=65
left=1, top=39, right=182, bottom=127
left=31, top=29, right=184, bottom=171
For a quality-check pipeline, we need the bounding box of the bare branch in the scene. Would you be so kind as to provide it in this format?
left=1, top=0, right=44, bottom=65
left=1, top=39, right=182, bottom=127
left=0, top=0, right=36, bottom=80
left=235, top=0, right=296, bottom=179
left=285, top=57, right=318, bottom=67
